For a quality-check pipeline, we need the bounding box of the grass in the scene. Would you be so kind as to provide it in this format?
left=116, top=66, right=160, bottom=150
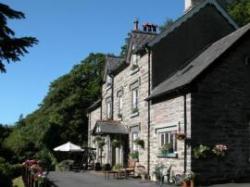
left=12, top=176, right=25, bottom=187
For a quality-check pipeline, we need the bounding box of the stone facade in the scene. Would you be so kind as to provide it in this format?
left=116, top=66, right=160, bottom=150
left=190, top=34, right=250, bottom=183
left=150, top=94, right=192, bottom=178
left=113, top=53, right=150, bottom=168
left=87, top=0, right=250, bottom=183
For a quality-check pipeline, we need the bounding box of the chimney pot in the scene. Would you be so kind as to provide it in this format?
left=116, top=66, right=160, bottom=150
left=133, top=18, right=139, bottom=31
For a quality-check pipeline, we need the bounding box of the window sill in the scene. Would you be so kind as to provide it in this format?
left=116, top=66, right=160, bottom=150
left=130, top=111, right=139, bottom=118
left=130, top=67, right=139, bottom=75
left=157, top=153, right=178, bottom=158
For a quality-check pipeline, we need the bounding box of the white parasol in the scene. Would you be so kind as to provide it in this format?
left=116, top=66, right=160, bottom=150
left=53, top=141, right=84, bottom=152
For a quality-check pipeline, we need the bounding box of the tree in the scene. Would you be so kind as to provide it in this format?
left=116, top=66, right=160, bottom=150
left=159, top=18, right=174, bottom=33
left=0, top=3, right=38, bottom=72
left=228, top=0, right=250, bottom=26
left=4, top=53, right=105, bottom=162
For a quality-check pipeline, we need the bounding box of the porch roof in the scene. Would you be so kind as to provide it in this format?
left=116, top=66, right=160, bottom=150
left=92, top=120, right=128, bottom=135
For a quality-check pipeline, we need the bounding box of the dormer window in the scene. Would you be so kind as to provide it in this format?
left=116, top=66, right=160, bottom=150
left=106, top=75, right=112, bottom=87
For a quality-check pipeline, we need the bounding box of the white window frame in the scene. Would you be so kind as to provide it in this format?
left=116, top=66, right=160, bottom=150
left=131, top=132, right=139, bottom=151
left=158, top=130, right=177, bottom=153
left=106, top=101, right=112, bottom=119
left=131, top=88, right=139, bottom=111
left=118, top=96, right=123, bottom=115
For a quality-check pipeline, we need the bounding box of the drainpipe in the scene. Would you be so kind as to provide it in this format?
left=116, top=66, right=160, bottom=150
left=184, top=94, right=187, bottom=173
left=146, top=46, right=151, bottom=178
left=111, top=74, right=114, bottom=120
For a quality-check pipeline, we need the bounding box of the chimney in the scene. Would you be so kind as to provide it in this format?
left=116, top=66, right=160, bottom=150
left=184, top=0, right=203, bottom=12
left=142, top=23, right=158, bottom=33
left=133, top=18, right=139, bottom=31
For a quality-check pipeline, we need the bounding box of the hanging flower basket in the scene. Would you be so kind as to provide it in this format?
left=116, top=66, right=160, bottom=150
left=112, top=139, right=121, bottom=148
left=134, top=138, right=144, bottom=149
left=176, top=133, right=186, bottom=140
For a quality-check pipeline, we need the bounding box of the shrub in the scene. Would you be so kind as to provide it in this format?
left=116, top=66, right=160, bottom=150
left=129, top=151, right=139, bottom=160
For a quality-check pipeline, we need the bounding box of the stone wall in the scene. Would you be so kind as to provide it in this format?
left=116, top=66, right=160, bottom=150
left=113, top=53, right=150, bottom=168
left=88, top=107, right=101, bottom=148
left=150, top=94, right=192, bottom=179
left=191, top=35, right=250, bottom=184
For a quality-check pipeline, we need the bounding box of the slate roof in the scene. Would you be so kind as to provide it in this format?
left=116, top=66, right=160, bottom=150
left=148, top=23, right=250, bottom=100
left=126, top=31, right=157, bottom=62
left=147, top=0, right=238, bottom=48
left=92, top=120, right=128, bottom=135
left=87, top=99, right=101, bottom=112
left=103, top=55, right=123, bottom=81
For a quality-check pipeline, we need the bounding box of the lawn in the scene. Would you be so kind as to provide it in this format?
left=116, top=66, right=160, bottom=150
left=12, top=176, right=25, bottom=187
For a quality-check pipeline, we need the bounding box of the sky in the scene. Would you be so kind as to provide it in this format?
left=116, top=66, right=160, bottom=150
left=0, top=0, right=183, bottom=125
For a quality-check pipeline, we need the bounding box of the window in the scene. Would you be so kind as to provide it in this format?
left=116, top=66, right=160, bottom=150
left=132, top=132, right=139, bottom=151
left=158, top=131, right=177, bottom=153
left=106, top=101, right=112, bottom=119
left=106, top=75, right=112, bottom=87
left=132, top=88, right=139, bottom=112
left=118, top=96, right=123, bottom=115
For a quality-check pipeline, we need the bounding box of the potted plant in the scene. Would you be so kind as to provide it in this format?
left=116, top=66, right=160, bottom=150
left=181, top=171, right=195, bottom=187
left=117, top=113, right=122, bottom=118
left=134, top=138, right=144, bottom=149
left=193, top=144, right=210, bottom=159
left=129, top=151, right=139, bottom=160
left=153, top=164, right=164, bottom=182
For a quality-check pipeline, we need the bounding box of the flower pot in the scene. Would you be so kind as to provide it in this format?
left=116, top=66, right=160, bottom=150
left=182, top=180, right=194, bottom=187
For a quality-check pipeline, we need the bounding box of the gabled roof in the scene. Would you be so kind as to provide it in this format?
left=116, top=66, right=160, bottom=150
left=126, top=31, right=157, bottom=62
left=87, top=99, right=101, bottom=112
left=148, top=0, right=238, bottom=48
left=148, top=23, right=250, bottom=100
left=92, top=120, right=128, bottom=135
left=103, top=55, right=123, bottom=81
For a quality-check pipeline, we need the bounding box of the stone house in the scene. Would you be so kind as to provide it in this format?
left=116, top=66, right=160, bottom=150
left=88, top=0, right=250, bottom=183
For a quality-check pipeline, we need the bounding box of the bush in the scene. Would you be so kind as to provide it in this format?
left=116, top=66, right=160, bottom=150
left=0, top=171, right=12, bottom=187
left=56, top=160, right=74, bottom=171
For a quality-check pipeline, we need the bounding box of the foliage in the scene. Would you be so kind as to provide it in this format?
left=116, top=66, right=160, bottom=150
left=111, top=139, right=121, bottom=148
left=212, top=144, right=228, bottom=157
left=129, top=150, right=139, bottom=160
left=228, top=0, right=250, bottom=26
left=159, top=18, right=174, bottom=33
left=0, top=157, right=23, bottom=187
left=0, top=3, right=38, bottom=72
left=93, top=136, right=106, bottom=150
left=133, top=138, right=144, bottom=149
left=153, top=163, right=166, bottom=180
left=193, top=144, right=210, bottom=159
left=120, top=37, right=129, bottom=58
left=4, top=53, right=105, bottom=162
left=112, top=164, right=123, bottom=171
left=56, top=160, right=74, bottom=171
left=160, top=143, right=173, bottom=154
left=12, top=176, right=25, bottom=187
